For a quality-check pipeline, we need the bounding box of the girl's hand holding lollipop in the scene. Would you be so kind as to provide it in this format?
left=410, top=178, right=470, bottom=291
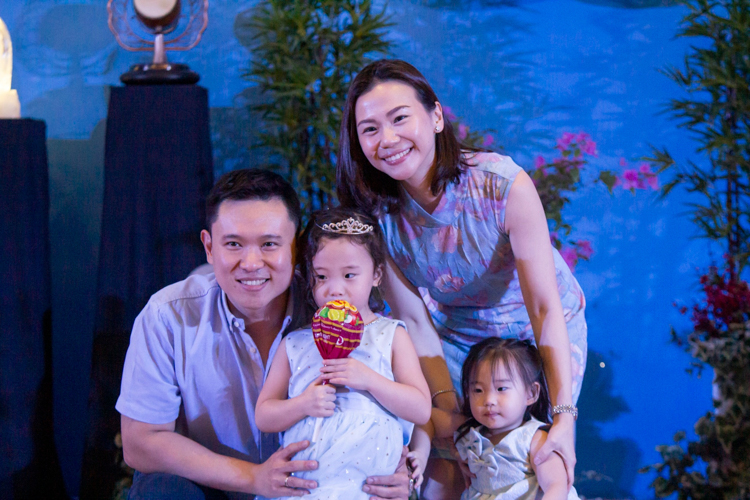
left=320, top=357, right=378, bottom=390
left=311, top=299, right=364, bottom=442
left=298, top=376, right=336, bottom=418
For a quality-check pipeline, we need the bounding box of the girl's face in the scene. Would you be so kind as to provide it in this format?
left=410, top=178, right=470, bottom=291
left=354, top=80, right=444, bottom=191
left=469, top=359, right=540, bottom=443
left=311, top=237, right=382, bottom=322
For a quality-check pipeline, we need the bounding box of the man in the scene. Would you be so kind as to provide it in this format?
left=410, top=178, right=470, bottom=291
left=117, top=169, right=410, bottom=499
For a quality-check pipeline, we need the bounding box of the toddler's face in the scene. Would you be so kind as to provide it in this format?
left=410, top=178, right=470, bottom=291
left=469, top=359, right=539, bottom=443
left=312, top=237, right=382, bottom=321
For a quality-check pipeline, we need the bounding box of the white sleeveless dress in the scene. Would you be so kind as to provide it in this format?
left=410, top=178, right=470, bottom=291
left=280, top=317, right=411, bottom=499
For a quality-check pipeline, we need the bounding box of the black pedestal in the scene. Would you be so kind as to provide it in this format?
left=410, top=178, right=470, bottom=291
left=79, top=87, right=213, bottom=499
left=0, top=119, right=67, bottom=498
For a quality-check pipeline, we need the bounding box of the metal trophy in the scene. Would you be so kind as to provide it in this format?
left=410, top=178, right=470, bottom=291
left=0, top=16, right=21, bottom=117
left=108, top=0, right=208, bottom=84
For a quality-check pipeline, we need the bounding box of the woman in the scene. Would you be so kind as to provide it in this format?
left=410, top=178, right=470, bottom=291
left=336, top=59, right=586, bottom=498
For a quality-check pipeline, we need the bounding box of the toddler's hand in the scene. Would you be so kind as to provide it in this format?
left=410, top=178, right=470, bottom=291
left=301, top=376, right=336, bottom=418
left=320, top=358, right=375, bottom=391
left=447, top=437, right=475, bottom=489
left=406, top=450, right=425, bottom=491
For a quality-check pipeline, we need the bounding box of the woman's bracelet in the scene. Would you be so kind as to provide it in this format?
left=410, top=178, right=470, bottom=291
left=551, top=404, right=578, bottom=420
left=430, top=388, right=457, bottom=404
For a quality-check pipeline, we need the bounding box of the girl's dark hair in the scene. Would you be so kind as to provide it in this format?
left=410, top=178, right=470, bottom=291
left=297, top=207, right=387, bottom=313
left=456, top=338, right=551, bottom=442
left=336, top=59, right=482, bottom=216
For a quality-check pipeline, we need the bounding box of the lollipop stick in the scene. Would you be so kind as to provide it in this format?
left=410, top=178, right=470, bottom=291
left=312, top=417, right=324, bottom=443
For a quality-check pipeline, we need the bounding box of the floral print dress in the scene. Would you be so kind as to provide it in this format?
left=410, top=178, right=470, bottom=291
left=380, top=152, right=587, bottom=401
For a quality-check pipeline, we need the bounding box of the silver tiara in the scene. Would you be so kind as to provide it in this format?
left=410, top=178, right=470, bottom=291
left=320, top=217, right=373, bottom=235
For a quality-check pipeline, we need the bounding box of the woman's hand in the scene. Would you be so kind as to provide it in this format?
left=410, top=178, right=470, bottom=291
left=299, top=376, right=336, bottom=418
left=320, top=358, right=377, bottom=391
left=533, top=413, right=576, bottom=487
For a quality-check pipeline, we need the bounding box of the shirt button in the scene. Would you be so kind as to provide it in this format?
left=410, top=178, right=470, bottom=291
left=233, top=320, right=239, bottom=327
left=249, top=346, right=257, bottom=354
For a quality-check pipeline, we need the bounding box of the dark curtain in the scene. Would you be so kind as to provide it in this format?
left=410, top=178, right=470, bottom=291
left=79, top=87, right=213, bottom=499
left=0, top=119, right=67, bottom=499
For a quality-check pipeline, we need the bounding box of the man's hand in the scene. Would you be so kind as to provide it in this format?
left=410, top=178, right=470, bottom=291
left=363, top=446, right=411, bottom=500
left=533, top=413, right=576, bottom=487
left=252, top=440, right=318, bottom=498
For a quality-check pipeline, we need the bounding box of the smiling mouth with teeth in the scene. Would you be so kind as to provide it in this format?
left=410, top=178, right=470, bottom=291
left=239, top=279, right=268, bottom=286
left=383, top=148, right=411, bottom=163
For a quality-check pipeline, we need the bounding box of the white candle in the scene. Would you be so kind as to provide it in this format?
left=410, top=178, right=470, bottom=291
left=0, top=17, right=20, bottom=119
left=0, top=89, right=20, bottom=118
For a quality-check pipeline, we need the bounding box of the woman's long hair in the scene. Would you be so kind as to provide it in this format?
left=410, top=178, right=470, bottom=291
left=336, top=59, right=482, bottom=216
left=455, top=337, right=551, bottom=442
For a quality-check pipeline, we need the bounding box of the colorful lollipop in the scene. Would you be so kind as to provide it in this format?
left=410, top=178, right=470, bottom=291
left=311, top=300, right=364, bottom=441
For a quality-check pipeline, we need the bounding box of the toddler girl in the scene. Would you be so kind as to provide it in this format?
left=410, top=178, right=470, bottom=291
left=256, top=208, right=431, bottom=498
left=411, top=338, right=580, bottom=500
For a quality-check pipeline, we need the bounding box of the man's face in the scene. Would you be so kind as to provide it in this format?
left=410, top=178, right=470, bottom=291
left=201, top=198, right=296, bottom=323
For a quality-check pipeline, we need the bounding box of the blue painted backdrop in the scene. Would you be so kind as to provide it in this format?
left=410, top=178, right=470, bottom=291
left=0, top=0, right=715, bottom=498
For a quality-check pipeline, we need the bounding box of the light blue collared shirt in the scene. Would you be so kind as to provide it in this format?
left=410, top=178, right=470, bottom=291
left=116, top=272, right=311, bottom=464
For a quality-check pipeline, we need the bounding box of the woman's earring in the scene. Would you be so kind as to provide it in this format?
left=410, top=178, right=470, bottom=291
left=435, top=125, right=441, bottom=133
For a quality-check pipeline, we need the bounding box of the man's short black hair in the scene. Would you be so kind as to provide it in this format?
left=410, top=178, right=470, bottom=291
left=206, top=169, right=302, bottom=231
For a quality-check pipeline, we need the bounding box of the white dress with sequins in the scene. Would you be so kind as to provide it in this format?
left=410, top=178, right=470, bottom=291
left=280, top=317, right=410, bottom=499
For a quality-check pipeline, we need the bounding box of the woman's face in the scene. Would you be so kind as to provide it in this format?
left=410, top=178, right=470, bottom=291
left=354, top=80, right=443, bottom=190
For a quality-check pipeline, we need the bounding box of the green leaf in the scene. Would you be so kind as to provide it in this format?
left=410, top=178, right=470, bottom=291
left=239, top=0, right=392, bottom=218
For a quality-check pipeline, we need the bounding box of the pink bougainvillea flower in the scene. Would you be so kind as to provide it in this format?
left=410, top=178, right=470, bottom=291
left=580, top=137, right=597, bottom=156
left=575, top=239, right=594, bottom=259
left=557, top=132, right=576, bottom=150
left=647, top=174, right=659, bottom=190
left=443, top=106, right=458, bottom=122
left=638, top=163, right=652, bottom=174
left=619, top=157, right=627, bottom=167
left=559, top=246, right=578, bottom=272
left=534, top=155, right=546, bottom=169
left=621, top=169, right=640, bottom=190
left=458, top=124, right=469, bottom=140
left=482, top=134, right=495, bottom=147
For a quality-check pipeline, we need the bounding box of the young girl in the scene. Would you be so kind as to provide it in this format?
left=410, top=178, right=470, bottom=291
left=256, top=208, right=431, bottom=498
left=410, top=338, right=580, bottom=500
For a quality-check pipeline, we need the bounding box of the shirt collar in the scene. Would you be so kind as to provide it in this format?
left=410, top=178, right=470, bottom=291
left=220, top=285, right=294, bottom=337
left=220, top=289, right=242, bottom=332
